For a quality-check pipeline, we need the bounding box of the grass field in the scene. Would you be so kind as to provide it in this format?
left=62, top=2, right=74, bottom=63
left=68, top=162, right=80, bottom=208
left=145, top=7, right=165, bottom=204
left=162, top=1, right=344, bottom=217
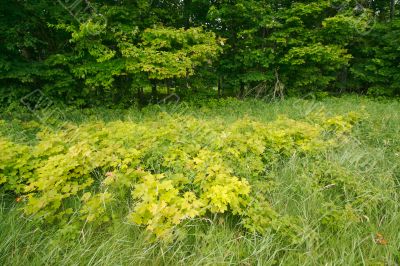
left=1, top=96, right=400, bottom=265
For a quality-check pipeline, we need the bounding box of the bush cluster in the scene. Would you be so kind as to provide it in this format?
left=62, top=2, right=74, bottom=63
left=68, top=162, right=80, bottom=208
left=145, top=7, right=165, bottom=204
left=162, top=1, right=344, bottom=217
left=0, top=110, right=369, bottom=241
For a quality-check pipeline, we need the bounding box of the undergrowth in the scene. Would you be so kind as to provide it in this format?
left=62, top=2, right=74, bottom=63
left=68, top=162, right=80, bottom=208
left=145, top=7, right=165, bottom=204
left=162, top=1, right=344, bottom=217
left=1, top=96, right=399, bottom=265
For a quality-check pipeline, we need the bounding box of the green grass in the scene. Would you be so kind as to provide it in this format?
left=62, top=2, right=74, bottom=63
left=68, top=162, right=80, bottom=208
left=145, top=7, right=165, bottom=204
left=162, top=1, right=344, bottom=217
left=1, top=95, right=400, bottom=265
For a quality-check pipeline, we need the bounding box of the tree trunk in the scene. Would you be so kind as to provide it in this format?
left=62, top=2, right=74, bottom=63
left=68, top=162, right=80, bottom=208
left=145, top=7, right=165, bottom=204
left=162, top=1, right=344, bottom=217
left=137, top=87, right=145, bottom=108
left=239, top=81, right=245, bottom=99
left=167, top=81, right=171, bottom=95
left=151, top=80, right=157, bottom=99
left=183, top=0, right=192, bottom=29
left=217, top=77, right=222, bottom=97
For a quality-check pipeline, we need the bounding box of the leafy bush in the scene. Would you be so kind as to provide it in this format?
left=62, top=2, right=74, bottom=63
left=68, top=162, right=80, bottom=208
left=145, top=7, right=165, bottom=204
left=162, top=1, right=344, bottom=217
left=0, top=137, right=34, bottom=194
left=0, top=110, right=365, bottom=240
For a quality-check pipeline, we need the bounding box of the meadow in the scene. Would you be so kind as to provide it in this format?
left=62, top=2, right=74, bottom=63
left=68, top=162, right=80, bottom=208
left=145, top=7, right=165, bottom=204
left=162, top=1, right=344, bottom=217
left=1, top=96, right=399, bottom=265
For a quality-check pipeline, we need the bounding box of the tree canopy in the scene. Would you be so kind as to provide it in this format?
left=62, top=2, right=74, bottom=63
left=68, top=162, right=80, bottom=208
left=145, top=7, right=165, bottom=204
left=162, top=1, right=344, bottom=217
left=1, top=0, right=399, bottom=106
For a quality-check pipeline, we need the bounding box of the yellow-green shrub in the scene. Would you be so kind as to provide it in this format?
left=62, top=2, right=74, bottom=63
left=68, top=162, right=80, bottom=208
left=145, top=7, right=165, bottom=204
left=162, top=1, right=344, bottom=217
left=0, top=137, right=34, bottom=193
left=0, top=111, right=363, bottom=240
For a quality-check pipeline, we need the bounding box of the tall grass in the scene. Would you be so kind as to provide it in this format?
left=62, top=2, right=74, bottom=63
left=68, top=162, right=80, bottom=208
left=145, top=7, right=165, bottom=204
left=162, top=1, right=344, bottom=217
left=1, top=96, right=399, bottom=265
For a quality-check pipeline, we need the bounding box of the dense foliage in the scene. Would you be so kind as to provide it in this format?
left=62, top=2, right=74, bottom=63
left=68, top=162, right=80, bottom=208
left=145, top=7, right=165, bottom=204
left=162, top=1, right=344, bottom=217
left=1, top=2, right=399, bottom=263
left=1, top=1, right=399, bottom=106
left=1, top=97, right=400, bottom=264
left=0, top=102, right=363, bottom=240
